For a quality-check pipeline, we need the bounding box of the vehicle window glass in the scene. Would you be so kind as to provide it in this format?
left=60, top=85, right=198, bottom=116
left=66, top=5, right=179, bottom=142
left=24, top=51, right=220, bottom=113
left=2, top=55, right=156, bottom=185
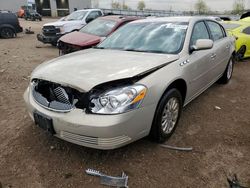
left=99, top=22, right=188, bottom=54
left=80, top=18, right=117, bottom=37
left=207, top=21, right=224, bottom=41
left=242, top=27, right=250, bottom=35
left=87, top=11, right=99, bottom=19
left=97, top=11, right=102, bottom=16
left=65, top=11, right=87, bottom=21
left=190, top=22, right=209, bottom=46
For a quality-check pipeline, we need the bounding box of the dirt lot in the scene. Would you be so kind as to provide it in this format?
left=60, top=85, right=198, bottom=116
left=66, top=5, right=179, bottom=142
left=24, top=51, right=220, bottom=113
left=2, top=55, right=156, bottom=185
left=0, top=18, right=250, bottom=188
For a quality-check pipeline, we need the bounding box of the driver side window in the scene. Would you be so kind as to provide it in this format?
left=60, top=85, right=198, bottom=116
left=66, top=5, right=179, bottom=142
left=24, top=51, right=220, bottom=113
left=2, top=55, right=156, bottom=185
left=190, top=22, right=210, bottom=46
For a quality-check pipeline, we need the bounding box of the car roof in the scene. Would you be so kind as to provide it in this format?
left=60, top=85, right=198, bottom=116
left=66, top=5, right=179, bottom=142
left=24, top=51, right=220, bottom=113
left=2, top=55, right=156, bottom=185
left=100, top=15, right=139, bottom=22
left=75, top=9, right=102, bottom=13
left=132, top=16, right=216, bottom=24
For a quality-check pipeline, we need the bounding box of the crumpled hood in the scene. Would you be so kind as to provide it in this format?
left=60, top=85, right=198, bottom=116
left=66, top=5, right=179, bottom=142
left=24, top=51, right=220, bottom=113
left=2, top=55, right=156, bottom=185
left=59, top=31, right=101, bottom=46
left=32, top=49, right=179, bottom=91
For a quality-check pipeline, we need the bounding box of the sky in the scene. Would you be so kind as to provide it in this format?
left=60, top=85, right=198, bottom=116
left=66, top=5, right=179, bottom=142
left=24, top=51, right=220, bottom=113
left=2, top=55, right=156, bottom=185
left=96, top=0, right=250, bottom=12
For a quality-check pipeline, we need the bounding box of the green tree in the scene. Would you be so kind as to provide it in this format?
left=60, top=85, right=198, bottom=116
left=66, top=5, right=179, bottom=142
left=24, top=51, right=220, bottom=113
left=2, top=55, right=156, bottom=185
left=137, top=0, right=146, bottom=11
left=232, top=0, right=245, bottom=14
left=194, top=0, right=208, bottom=14
left=122, top=4, right=130, bottom=10
left=111, top=2, right=121, bottom=9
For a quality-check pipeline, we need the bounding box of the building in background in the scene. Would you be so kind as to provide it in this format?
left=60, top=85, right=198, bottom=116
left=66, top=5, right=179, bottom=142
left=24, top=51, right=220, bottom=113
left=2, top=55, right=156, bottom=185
left=0, top=0, right=92, bottom=17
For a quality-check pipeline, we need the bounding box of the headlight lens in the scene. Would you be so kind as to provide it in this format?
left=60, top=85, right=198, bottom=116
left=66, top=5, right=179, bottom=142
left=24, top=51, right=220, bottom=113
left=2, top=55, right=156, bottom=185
left=56, top=26, right=64, bottom=33
left=90, top=85, right=147, bottom=114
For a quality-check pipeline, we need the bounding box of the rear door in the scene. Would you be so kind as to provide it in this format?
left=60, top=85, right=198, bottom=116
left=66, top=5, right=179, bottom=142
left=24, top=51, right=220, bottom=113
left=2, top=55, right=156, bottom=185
left=206, top=21, right=231, bottom=79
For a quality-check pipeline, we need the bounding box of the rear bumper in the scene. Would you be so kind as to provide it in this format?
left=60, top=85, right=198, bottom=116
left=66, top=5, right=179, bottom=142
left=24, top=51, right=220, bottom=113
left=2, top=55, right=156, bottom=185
left=37, top=33, right=62, bottom=44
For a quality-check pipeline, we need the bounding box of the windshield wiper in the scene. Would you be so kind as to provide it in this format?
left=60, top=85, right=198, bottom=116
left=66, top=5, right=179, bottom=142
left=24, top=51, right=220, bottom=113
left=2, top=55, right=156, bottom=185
left=124, top=48, right=165, bottom=54
left=93, top=46, right=105, bottom=49
left=124, top=48, right=145, bottom=52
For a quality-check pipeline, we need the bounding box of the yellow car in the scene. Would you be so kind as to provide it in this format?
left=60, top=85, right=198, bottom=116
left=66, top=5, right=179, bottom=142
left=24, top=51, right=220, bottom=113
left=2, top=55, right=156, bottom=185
left=222, top=21, right=250, bottom=60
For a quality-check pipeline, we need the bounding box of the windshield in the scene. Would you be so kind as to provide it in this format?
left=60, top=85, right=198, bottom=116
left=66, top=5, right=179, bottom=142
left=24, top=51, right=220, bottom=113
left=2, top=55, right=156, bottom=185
left=98, top=22, right=188, bottom=54
left=221, top=23, right=241, bottom=30
left=80, top=19, right=117, bottom=37
left=64, top=11, right=87, bottom=21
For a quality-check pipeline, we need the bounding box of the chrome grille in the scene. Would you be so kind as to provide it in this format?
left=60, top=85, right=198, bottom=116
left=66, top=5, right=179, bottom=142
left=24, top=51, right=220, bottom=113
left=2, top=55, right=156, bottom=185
left=53, top=87, right=71, bottom=105
left=31, top=80, right=76, bottom=112
left=60, top=131, right=131, bottom=148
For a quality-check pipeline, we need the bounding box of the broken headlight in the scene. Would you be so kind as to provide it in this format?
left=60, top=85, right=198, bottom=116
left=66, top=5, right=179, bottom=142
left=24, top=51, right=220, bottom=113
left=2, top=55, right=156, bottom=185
left=90, top=85, right=147, bottom=114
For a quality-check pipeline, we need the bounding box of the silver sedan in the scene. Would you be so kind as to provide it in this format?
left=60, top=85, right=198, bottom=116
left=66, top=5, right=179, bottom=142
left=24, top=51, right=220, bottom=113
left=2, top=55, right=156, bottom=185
left=24, top=17, right=235, bottom=149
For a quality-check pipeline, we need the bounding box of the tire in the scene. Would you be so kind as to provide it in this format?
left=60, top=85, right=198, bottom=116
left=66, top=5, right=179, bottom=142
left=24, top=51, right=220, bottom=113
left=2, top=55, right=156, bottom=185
left=218, top=56, right=234, bottom=84
left=0, top=27, right=15, bottom=39
left=51, top=42, right=57, bottom=47
left=150, top=88, right=183, bottom=143
left=236, top=46, right=246, bottom=61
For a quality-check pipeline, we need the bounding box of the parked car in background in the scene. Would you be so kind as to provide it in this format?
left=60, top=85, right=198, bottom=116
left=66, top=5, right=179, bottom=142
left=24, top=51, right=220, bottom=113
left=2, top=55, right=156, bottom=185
left=24, top=9, right=42, bottom=21
left=24, top=17, right=235, bottom=150
left=57, top=15, right=140, bottom=55
left=37, top=9, right=103, bottom=46
left=240, top=11, right=250, bottom=20
left=0, top=11, right=23, bottom=38
left=222, top=21, right=250, bottom=60
left=17, top=7, right=25, bottom=18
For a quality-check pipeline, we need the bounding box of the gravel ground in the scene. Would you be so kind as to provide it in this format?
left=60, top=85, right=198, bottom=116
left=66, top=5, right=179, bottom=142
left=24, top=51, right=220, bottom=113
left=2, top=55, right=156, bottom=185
left=0, top=18, right=249, bottom=188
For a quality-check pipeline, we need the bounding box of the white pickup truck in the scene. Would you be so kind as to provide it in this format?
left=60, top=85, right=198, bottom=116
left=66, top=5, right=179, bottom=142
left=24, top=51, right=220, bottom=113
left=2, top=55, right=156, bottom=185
left=37, top=9, right=103, bottom=46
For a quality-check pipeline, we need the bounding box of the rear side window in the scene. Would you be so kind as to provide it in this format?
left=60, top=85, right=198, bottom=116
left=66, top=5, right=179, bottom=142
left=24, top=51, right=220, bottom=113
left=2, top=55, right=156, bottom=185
left=207, top=21, right=225, bottom=41
left=242, top=27, right=250, bottom=35
left=97, top=11, right=102, bottom=16
left=87, top=11, right=101, bottom=19
left=190, top=21, right=210, bottom=46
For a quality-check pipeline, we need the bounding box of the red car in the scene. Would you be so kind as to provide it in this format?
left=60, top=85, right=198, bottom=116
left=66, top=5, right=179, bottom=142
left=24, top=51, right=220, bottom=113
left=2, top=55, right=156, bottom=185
left=57, top=15, right=140, bottom=55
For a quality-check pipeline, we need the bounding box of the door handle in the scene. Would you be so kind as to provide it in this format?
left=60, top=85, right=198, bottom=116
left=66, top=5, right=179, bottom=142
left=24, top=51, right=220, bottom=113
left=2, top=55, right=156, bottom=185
left=211, top=53, right=216, bottom=59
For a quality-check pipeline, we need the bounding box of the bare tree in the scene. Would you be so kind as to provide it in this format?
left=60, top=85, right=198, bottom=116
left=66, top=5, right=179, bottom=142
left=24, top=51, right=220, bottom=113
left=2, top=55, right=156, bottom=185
left=137, top=0, right=146, bottom=11
left=232, top=0, right=245, bottom=14
left=111, top=1, right=121, bottom=9
left=194, top=0, right=208, bottom=14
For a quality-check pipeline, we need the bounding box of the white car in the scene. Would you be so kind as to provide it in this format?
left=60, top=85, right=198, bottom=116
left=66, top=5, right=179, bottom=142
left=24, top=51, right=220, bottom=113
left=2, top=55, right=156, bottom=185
left=37, top=9, right=103, bottom=46
left=25, top=17, right=235, bottom=150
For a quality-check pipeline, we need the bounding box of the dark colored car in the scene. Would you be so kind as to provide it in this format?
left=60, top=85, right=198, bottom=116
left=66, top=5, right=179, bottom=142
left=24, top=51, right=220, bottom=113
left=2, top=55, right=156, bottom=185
left=24, top=9, right=42, bottom=21
left=57, top=15, right=140, bottom=55
left=0, top=11, right=23, bottom=38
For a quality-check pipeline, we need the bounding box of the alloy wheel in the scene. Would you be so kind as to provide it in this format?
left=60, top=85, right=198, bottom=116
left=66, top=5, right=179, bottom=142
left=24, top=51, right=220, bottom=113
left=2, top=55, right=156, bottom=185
left=161, top=97, right=180, bottom=134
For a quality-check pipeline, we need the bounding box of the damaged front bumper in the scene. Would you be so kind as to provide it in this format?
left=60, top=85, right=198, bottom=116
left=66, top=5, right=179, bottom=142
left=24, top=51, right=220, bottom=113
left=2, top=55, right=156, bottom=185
left=23, top=86, right=155, bottom=150
left=37, top=33, right=62, bottom=45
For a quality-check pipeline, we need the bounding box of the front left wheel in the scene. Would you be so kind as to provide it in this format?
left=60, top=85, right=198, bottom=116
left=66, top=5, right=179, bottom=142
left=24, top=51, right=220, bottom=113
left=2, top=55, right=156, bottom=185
left=150, top=88, right=183, bottom=143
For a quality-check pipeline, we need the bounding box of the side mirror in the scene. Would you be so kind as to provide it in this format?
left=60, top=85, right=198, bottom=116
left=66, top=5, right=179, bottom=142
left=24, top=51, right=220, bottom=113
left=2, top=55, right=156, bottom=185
left=190, top=39, right=213, bottom=53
